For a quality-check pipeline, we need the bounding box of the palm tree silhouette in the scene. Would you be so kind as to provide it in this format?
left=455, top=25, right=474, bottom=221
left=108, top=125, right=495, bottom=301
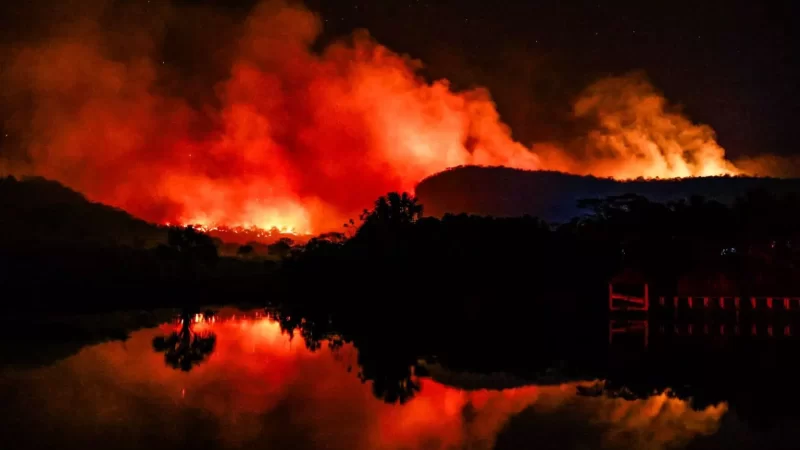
left=360, top=192, right=424, bottom=227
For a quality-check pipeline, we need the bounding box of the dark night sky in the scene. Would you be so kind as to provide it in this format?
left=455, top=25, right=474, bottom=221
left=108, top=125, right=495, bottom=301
left=2, top=0, right=797, bottom=159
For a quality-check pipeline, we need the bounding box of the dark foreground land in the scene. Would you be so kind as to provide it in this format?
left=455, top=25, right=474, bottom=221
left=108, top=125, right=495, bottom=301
left=5, top=173, right=800, bottom=313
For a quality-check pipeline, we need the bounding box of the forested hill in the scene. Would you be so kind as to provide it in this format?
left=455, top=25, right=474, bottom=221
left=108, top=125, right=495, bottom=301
left=415, top=166, right=800, bottom=222
left=0, top=175, right=166, bottom=249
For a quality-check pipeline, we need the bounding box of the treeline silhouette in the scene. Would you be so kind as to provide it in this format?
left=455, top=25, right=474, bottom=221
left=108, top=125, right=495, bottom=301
left=280, top=188, right=800, bottom=308
left=584, top=335, right=800, bottom=429
left=571, top=190, right=800, bottom=293
left=282, top=192, right=612, bottom=310
left=6, top=172, right=800, bottom=313
left=286, top=309, right=800, bottom=427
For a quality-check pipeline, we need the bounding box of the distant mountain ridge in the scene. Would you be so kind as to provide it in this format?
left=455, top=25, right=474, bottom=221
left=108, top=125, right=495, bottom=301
left=415, top=166, right=800, bottom=222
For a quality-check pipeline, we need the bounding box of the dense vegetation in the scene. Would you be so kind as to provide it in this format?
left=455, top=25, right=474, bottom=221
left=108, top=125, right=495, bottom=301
left=280, top=188, right=800, bottom=310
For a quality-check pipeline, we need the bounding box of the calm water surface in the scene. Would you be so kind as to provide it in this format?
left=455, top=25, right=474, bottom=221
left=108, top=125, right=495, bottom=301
left=0, top=308, right=796, bottom=450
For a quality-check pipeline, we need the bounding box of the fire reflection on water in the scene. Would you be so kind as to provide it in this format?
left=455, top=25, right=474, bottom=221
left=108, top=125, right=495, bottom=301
left=0, top=310, right=727, bottom=450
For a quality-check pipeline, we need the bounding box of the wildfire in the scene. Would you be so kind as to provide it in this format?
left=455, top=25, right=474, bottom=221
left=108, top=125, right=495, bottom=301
left=179, top=202, right=312, bottom=236
left=191, top=224, right=300, bottom=238
left=1, top=0, right=761, bottom=236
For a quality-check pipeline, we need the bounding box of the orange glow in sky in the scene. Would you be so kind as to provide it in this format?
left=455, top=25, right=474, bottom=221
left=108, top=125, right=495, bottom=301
left=3, top=1, right=753, bottom=235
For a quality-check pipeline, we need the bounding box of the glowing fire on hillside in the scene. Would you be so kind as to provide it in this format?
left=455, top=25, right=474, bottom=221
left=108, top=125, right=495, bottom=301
left=169, top=223, right=302, bottom=239
left=3, top=0, right=772, bottom=237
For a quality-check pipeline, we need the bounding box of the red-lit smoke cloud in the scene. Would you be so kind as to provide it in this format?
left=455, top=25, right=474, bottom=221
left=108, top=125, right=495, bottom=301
left=1, top=0, right=764, bottom=234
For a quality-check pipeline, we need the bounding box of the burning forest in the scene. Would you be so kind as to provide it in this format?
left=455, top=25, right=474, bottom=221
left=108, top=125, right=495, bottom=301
left=0, top=0, right=789, bottom=237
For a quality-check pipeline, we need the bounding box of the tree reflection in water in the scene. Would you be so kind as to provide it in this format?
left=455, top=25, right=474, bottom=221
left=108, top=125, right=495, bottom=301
left=152, top=309, right=217, bottom=371
left=271, top=308, right=423, bottom=404
left=355, top=341, right=422, bottom=404
left=0, top=309, right=734, bottom=450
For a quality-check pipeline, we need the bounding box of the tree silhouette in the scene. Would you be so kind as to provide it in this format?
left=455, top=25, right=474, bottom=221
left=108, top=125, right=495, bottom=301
left=165, top=226, right=219, bottom=265
left=267, top=237, right=295, bottom=259
left=356, top=350, right=422, bottom=404
left=358, top=192, right=424, bottom=229
left=237, top=244, right=254, bottom=257
left=152, top=310, right=216, bottom=371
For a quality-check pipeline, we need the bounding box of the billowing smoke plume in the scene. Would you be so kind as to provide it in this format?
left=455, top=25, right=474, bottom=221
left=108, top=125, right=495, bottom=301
left=0, top=0, right=759, bottom=234
left=535, top=74, right=739, bottom=179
